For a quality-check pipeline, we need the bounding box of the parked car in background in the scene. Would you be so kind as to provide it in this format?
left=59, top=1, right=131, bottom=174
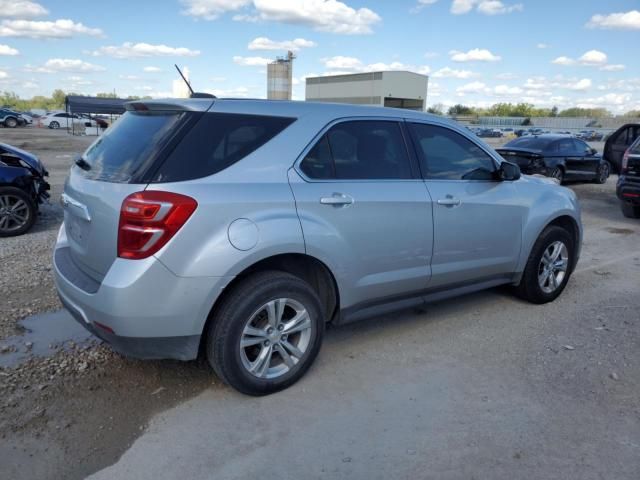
left=604, top=123, right=640, bottom=173
left=0, top=108, right=27, bottom=128
left=0, top=143, right=50, bottom=236
left=40, top=112, right=98, bottom=129
left=496, top=134, right=610, bottom=184
left=54, top=99, right=582, bottom=395
left=617, top=136, right=640, bottom=218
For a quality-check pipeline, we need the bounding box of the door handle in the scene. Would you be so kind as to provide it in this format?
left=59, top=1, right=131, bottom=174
left=437, top=197, right=461, bottom=207
left=320, top=193, right=354, bottom=206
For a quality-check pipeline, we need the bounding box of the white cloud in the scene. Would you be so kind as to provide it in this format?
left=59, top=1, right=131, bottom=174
left=0, top=19, right=103, bottom=38
left=321, top=56, right=430, bottom=75
left=565, top=78, right=592, bottom=91
left=457, top=81, right=487, bottom=94
left=184, top=0, right=381, bottom=34
left=524, top=77, right=547, bottom=89
left=600, top=64, right=625, bottom=72
left=586, top=10, right=640, bottom=30
left=0, top=43, right=18, bottom=55
left=411, top=0, right=438, bottom=13
left=243, top=0, right=381, bottom=35
left=27, top=58, right=106, bottom=73
left=233, top=55, right=271, bottom=66
left=477, top=1, right=522, bottom=15
left=496, top=72, right=517, bottom=80
left=578, top=49, right=607, bottom=66
left=90, top=42, right=200, bottom=58
left=248, top=37, right=316, bottom=51
left=143, top=66, right=162, bottom=72
left=119, top=74, right=140, bottom=80
left=180, top=0, right=250, bottom=20
left=323, top=55, right=362, bottom=69
left=433, top=67, right=476, bottom=78
left=552, top=56, right=576, bottom=66
left=577, top=93, right=632, bottom=109
left=0, top=1, right=48, bottom=18
left=424, top=51, right=439, bottom=59
left=451, top=0, right=522, bottom=15
left=204, top=86, right=250, bottom=97
left=493, top=84, right=522, bottom=96
left=450, top=48, right=501, bottom=62
left=22, top=81, right=38, bottom=89
left=536, top=43, right=549, bottom=49
left=0, top=70, right=8, bottom=79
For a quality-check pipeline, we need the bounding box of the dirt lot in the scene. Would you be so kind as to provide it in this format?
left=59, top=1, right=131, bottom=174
left=0, top=127, right=638, bottom=479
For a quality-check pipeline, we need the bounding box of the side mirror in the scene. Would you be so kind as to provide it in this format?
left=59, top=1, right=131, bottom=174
left=590, top=148, right=598, bottom=155
left=499, top=161, right=521, bottom=181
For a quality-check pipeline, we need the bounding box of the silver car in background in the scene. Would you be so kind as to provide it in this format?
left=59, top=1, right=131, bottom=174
left=54, top=99, right=582, bottom=395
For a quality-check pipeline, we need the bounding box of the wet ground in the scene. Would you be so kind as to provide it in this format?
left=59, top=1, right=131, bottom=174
left=0, top=128, right=637, bottom=479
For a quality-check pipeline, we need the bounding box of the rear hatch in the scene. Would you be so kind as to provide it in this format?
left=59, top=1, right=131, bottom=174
left=62, top=100, right=211, bottom=282
left=495, top=147, right=543, bottom=170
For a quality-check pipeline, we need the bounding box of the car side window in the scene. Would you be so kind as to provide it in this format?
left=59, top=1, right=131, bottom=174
left=556, top=139, right=575, bottom=155
left=614, top=128, right=630, bottom=146
left=573, top=139, right=590, bottom=155
left=300, top=120, right=412, bottom=180
left=409, top=123, right=496, bottom=180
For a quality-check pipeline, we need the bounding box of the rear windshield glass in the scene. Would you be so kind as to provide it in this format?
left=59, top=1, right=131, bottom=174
left=152, top=113, right=295, bottom=183
left=80, top=111, right=188, bottom=183
left=504, top=137, right=552, bottom=150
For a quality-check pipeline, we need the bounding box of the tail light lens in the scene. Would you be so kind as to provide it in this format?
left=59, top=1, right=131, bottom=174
left=621, top=149, right=630, bottom=174
left=118, top=191, right=197, bottom=260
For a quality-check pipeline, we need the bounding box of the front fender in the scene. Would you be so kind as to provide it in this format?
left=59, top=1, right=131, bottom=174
left=515, top=184, right=582, bottom=277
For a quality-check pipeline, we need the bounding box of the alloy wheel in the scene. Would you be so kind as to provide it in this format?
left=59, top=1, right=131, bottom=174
left=538, top=241, right=569, bottom=294
left=0, top=194, right=31, bottom=233
left=240, top=298, right=312, bottom=379
left=599, top=163, right=609, bottom=183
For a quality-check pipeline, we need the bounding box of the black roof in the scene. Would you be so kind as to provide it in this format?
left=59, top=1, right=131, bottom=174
left=65, top=95, right=128, bottom=115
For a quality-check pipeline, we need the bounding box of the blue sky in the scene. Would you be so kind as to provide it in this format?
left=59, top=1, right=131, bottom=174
left=0, top=0, right=639, bottom=112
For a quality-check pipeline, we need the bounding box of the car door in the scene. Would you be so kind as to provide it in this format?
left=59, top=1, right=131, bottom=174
left=572, top=139, right=600, bottom=177
left=288, top=119, right=433, bottom=310
left=407, top=121, right=523, bottom=288
left=608, top=126, right=640, bottom=172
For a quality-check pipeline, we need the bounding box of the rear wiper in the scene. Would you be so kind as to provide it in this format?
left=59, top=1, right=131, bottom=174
left=75, top=156, right=91, bottom=171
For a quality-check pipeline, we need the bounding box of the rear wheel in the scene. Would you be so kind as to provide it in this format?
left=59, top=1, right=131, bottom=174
left=0, top=187, right=36, bottom=237
left=4, top=117, right=17, bottom=128
left=594, top=162, right=610, bottom=184
left=515, top=226, right=574, bottom=304
left=49, top=121, right=60, bottom=129
left=550, top=167, right=564, bottom=184
left=207, top=271, right=325, bottom=396
left=620, top=201, right=640, bottom=219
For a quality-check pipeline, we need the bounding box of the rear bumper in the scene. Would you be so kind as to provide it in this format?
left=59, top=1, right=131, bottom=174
left=617, top=176, right=640, bottom=205
left=53, top=224, right=232, bottom=361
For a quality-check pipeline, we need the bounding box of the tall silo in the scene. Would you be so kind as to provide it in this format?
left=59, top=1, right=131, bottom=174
left=267, top=51, right=295, bottom=100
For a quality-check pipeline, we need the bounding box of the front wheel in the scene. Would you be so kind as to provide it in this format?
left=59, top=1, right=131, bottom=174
left=0, top=187, right=36, bottom=237
left=594, top=162, right=610, bottom=184
left=49, top=121, right=60, bottom=129
left=515, top=226, right=574, bottom=304
left=207, top=271, right=325, bottom=396
left=4, top=117, right=18, bottom=128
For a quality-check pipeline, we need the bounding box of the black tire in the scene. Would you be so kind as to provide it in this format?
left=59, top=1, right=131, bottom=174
left=515, top=226, right=574, bottom=304
left=0, top=186, right=36, bottom=237
left=620, top=201, right=640, bottom=219
left=49, top=121, right=60, bottom=129
left=594, top=162, right=610, bottom=184
left=4, top=117, right=18, bottom=128
left=207, top=271, right=325, bottom=396
left=550, top=167, right=564, bottom=184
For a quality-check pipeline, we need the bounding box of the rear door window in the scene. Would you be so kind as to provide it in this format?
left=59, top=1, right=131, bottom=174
left=81, top=111, right=190, bottom=183
left=300, top=120, right=412, bottom=180
left=154, top=113, right=295, bottom=183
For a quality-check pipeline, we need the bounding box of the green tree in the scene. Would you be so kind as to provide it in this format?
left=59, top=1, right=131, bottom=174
left=558, top=107, right=612, bottom=118
left=550, top=106, right=558, bottom=117
left=427, top=103, right=444, bottom=115
left=448, top=104, right=475, bottom=116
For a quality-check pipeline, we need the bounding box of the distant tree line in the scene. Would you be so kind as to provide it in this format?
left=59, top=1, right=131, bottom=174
left=427, top=102, right=638, bottom=118
left=0, top=90, right=150, bottom=111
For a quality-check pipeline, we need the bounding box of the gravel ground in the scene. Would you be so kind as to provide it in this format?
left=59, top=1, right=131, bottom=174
left=0, top=127, right=636, bottom=480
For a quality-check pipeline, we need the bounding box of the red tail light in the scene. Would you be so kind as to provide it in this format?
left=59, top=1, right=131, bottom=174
left=118, top=191, right=197, bottom=260
left=621, top=149, right=630, bottom=173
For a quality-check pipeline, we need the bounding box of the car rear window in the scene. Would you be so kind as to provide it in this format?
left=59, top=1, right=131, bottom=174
left=152, top=113, right=295, bottom=183
left=80, top=111, right=190, bottom=183
left=504, top=137, right=551, bottom=150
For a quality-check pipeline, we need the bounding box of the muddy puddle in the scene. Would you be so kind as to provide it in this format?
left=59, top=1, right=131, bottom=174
left=0, top=310, right=96, bottom=368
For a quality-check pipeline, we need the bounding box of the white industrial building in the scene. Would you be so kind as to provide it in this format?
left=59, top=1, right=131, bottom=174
left=267, top=51, right=295, bottom=100
left=305, top=71, right=429, bottom=111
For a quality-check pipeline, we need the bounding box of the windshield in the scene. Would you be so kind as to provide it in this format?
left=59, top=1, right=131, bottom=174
left=503, top=137, right=552, bottom=151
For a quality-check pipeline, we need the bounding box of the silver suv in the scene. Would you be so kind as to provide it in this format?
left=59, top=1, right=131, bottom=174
left=54, top=99, right=582, bottom=395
